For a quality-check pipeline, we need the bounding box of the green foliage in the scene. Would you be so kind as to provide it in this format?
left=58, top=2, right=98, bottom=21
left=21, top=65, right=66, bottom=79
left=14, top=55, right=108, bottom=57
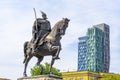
left=103, top=73, right=120, bottom=80
left=30, top=64, right=41, bottom=76
left=52, top=67, right=62, bottom=76
left=44, top=62, right=50, bottom=74
left=30, top=62, right=62, bottom=77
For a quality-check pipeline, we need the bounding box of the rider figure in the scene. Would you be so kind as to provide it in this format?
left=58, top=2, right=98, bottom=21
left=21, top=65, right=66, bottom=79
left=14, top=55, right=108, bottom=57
left=32, top=11, right=51, bottom=52
left=32, top=11, right=60, bottom=59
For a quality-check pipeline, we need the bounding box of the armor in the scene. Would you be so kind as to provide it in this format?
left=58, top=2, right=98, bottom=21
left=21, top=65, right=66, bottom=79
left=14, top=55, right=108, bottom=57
left=32, top=11, right=51, bottom=51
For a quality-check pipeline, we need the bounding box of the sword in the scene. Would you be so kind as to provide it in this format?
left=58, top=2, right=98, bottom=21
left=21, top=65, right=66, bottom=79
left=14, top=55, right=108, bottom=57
left=33, top=8, right=38, bottom=33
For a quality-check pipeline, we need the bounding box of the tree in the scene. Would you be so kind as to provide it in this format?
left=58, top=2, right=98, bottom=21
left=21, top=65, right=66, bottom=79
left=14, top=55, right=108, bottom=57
left=30, top=62, right=62, bottom=77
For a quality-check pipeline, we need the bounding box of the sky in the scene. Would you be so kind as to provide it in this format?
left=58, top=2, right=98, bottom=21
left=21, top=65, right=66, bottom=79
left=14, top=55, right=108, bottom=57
left=0, top=0, right=120, bottom=79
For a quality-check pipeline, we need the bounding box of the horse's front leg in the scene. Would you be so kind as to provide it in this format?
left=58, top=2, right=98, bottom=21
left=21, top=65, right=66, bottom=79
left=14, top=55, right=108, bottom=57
left=49, top=57, right=55, bottom=74
left=52, top=46, right=61, bottom=59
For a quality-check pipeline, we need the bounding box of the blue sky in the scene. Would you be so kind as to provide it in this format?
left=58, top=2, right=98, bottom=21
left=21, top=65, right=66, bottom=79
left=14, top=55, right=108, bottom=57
left=0, top=0, right=120, bottom=79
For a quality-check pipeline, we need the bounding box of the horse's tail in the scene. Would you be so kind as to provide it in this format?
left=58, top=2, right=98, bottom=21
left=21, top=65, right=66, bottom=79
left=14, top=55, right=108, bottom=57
left=23, top=41, right=29, bottom=63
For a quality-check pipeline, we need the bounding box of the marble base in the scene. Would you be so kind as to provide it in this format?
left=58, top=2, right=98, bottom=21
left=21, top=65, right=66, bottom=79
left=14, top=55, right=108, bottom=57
left=17, top=75, right=62, bottom=80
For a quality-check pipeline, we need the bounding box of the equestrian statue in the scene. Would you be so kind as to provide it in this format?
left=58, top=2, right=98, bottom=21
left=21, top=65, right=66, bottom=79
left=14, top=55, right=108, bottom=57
left=23, top=9, right=70, bottom=77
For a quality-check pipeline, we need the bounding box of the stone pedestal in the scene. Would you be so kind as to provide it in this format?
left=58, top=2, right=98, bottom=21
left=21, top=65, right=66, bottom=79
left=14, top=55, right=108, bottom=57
left=0, top=78, right=10, bottom=80
left=17, top=75, right=62, bottom=80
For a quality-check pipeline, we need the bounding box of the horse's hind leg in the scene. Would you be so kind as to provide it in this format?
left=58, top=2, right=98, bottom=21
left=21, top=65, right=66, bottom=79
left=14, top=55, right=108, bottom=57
left=36, top=56, right=44, bottom=65
left=23, top=41, right=29, bottom=63
left=23, top=55, right=33, bottom=77
left=35, top=56, right=44, bottom=74
left=23, top=57, right=27, bottom=64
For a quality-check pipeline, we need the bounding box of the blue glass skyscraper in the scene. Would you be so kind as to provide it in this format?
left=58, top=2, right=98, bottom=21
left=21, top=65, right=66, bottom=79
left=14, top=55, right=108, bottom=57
left=78, top=36, right=88, bottom=71
left=87, top=27, right=103, bottom=72
left=78, top=23, right=110, bottom=72
left=94, top=23, right=110, bottom=72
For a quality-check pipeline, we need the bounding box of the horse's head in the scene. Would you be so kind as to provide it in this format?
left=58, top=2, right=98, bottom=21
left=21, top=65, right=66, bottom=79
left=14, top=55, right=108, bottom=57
left=58, top=18, right=70, bottom=37
left=46, top=18, right=70, bottom=41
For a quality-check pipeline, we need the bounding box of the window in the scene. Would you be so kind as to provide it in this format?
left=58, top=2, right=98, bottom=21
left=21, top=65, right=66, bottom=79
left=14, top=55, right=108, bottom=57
left=70, top=78, right=74, bottom=80
left=80, top=78, right=84, bottom=80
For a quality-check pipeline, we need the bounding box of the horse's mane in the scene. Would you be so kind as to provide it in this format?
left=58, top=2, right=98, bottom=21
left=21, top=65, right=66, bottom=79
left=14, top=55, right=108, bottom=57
left=46, top=19, right=65, bottom=40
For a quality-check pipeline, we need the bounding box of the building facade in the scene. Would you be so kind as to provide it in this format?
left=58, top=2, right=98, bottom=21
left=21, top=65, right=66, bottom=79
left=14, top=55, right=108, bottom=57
left=62, top=71, right=120, bottom=80
left=78, top=36, right=88, bottom=71
left=62, top=71, right=102, bottom=80
left=78, top=23, right=110, bottom=72
left=87, top=27, right=103, bottom=72
left=94, top=23, right=110, bottom=72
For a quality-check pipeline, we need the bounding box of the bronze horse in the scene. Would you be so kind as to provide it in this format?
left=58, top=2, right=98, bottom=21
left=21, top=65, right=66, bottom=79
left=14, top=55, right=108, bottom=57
left=23, top=18, right=70, bottom=77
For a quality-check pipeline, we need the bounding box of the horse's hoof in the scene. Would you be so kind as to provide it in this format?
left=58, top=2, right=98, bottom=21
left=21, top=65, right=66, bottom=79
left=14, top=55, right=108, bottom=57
left=53, top=56, right=60, bottom=60
left=56, top=57, right=60, bottom=59
left=23, top=73, right=27, bottom=77
left=49, top=72, right=53, bottom=75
